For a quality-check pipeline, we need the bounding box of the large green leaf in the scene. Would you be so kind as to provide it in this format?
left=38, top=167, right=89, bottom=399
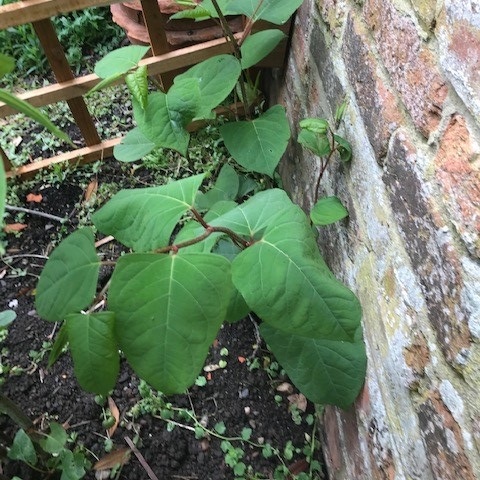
left=196, top=164, right=239, bottom=210
left=65, top=311, right=119, bottom=395
left=113, top=127, right=155, bottom=162
left=108, top=253, right=232, bottom=393
left=174, top=54, right=241, bottom=119
left=93, top=174, right=204, bottom=252
left=35, top=228, right=100, bottom=321
left=0, top=90, right=73, bottom=146
left=8, top=429, right=37, bottom=465
left=227, top=0, right=303, bottom=24
left=311, top=196, right=349, bottom=226
left=94, top=45, right=149, bottom=78
left=220, top=105, right=291, bottom=176
left=240, top=30, right=286, bottom=69
left=261, top=324, right=366, bottom=408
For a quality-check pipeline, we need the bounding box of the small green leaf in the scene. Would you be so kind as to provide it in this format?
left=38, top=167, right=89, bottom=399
left=298, top=129, right=331, bottom=157
left=113, top=127, right=155, bottom=162
left=334, top=134, right=352, bottom=162
left=39, top=422, right=67, bottom=454
left=93, top=175, right=205, bottom=252
left=35, top=228, right=100, bottom=321
left=48, top=323, right=69, bottom=367
left=59, top=449, right=87, bottom=480
left=0, top=53, right=15, bottom=78
left=196, top=164, right=239, bottom=210
left=0, top=90, right=73, bottom=146
left=299, top=118, right=329, bottom=134
left=334, top=99, right=348, bottom=126
left=214, top=421, right=226, bottom=434
left=0, top=160, right=5, bottom=223
left=221, top=105, right=291, bottom=177
left=241, top=427, right=252, bottom=440
left=240, top=30, right=286, bottom=69
left=170, top=5, right=211, bottom=20
left=8, top=429, right=37, bottom=465
left=0, top=309, right=16, bottom=329
left=310, top=196, right=349, bottom=226
left=125, top=65, right=148, bottom=110
left=94, top=45, right=149, bottom=78
left=65, top=311, right=119, bottom=395
left=87, top=72, right=124, bottom=95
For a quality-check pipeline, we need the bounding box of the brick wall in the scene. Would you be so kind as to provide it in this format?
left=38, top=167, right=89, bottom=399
left=267, top=0, right=480, bottom=478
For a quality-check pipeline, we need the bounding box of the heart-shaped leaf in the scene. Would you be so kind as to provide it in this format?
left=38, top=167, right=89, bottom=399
left=311, top=196, right=349, bottom=225
left=66, top=311, right=119, bottom=395
left=35, top=228, right=100, bottom=321
left=93, top=174, right=205, bottom=252
left=240, top=30, right=286, bottom=69
left=94, top=45, right=149, bottom=78
left=221, top=105, right=290, bottom=177
left=108, top=253, right=232, bottom=393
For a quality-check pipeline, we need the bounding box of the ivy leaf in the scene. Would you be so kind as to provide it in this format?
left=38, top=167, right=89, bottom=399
left=108, top=253, right=233, bottom=394
left=65, top=312, right=119, bottom=395
left=93, top=174, right=205, bottom=252
left=94, top=45, right=149, bottom=78
left=221, top=105, right=290, bottom=177
left=113, top=127, right=155, bottom=162
left=310, top=196, right=349, bottom=226
left=240, top=30, right=286, bottom=69
left=35, top=228, right=100, bottom=321
left=261, top=324, right=366, bottom=408
left=125, top=65, right=148, bottom=110
left=38, top=422, right=67, bottom=455
left=8, top=429, right=37, bottom=465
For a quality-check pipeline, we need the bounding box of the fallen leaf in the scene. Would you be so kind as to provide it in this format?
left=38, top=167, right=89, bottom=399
left=288, top=458, right=309, bottom=477
left=94, top=447, right=131, bottom=471
left=237, top=356, right=246, bottom=363
left=287, top=393, right=307, bottom=412
left=4, top=223, right=27, bottom=233
left=276, top=382, right=293, bottom=394
left=84, top=180, right=98, bottom=202
left=107, top=396, right=120, bottom=437
left=26, top=193, right=43, bottom=203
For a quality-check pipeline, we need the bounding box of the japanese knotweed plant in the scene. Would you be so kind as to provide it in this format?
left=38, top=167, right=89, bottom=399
left=35, top=0, right=367, bottom=409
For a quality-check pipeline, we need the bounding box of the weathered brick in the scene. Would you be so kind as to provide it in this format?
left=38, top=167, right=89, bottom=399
left=341, top=13, right=402, bottom=161
left=437, top=4, right=480, bottom=120
left=363, top=0, right=448, bottom=137
left=418, top=391, right=476, bottom=480
left=382, top=130, right=471, bottom=365
left=435, top=115, right=480, bottom=257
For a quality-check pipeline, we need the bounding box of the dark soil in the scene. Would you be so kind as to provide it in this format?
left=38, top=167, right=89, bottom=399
left=0, top=161, right=325, bottom=479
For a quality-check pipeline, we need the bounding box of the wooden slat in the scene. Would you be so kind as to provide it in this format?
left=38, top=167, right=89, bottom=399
left=0, top=0, right=123, bottom=29
left=5, top=138, right=120, bottom=179
left=32, top=18, right=101, bottom=146
left=0, top=33, right=242, bottom=118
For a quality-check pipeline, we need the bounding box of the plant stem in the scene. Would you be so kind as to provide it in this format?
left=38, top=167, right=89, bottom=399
left=5, top=205, right=67, bottom=223
left=210, top=0, right=251, bottom=119
left=314, top=131, right=337, bottom=204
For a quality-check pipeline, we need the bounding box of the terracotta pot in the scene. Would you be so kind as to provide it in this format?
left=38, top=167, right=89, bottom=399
left=110, top=0, right=244, bottom=47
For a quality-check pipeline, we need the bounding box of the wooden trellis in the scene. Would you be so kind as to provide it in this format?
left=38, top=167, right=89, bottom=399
left=0, top=0, right=290, bottom=179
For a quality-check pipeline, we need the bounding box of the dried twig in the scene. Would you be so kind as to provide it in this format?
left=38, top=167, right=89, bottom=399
left=5, top=205, right=67, bottom=223
left=124, top=436, right=159, bottom=480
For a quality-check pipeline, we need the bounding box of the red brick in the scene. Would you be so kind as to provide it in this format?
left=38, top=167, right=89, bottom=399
left=435, top=115, right=480, bottom=257
left=363, top=0, right=448, bottom=137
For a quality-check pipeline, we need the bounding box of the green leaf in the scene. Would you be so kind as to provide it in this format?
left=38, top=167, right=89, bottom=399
left=227, top=0, right=303, bottom=24
left=214, top=421, right=226, bottom=434
left=125, top=65, right=148, bottom=110
left=240, top=30, right=286, bottom=69
left=0, top=160, right=5, bottom=224
left=170, top=6, right=212, bottom=20
left=196, top=164, right=239, bottom=210
left=0, top=53, right=15, bottom=78
left=113, top=127, right=155, bottom=162
left=261, top=324, right=367, bottom=408
left=311, top=196, right=348, bottom=225
left=221, top=105, right=290, bottom=177
left=35, top=228, right=100, bottom=321
left=48, top=323, right=68, bottom=367
left=0, top=309, right=16, bottom=329
left=298, top=129, right=331, bottom=157
left=0, top=90, right=73, bottom=146
left=174, top=54, right=241, bottom=119
left=59, top=449, right=87, bottom=480
left=65, top=311, right=119, bottom=395
left=93, top=174, right=205, bottom=252
left=38, top=422, right=67, bottom=455
left=8, top=429, right=37, bottom=465
left=334, top=134, right=352, bottom=162
left=87, top=72, right=124, bottom=95
left=241, top=427, right=252, bottom=440
left=94, top=45, right=149, bottom=78
left=299, top=118, right=329, bottom=134
left=108, top=253, right=233, bottom=394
